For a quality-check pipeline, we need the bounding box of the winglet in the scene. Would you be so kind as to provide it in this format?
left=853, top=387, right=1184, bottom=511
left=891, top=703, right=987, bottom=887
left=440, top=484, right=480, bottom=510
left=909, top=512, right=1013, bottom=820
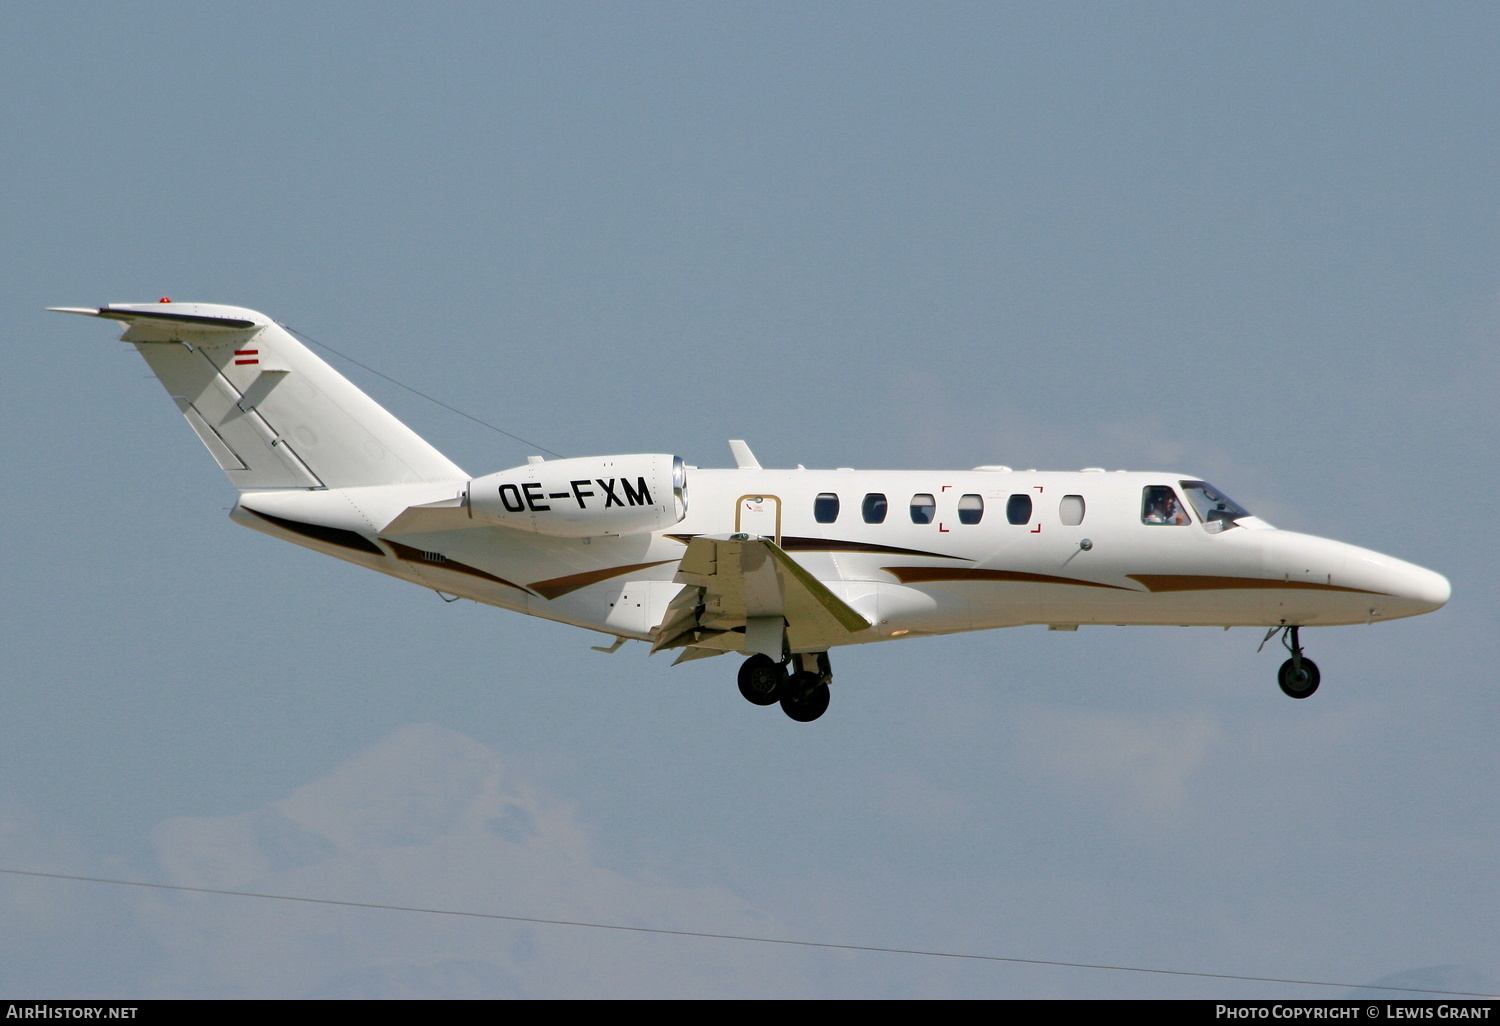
left=728, top=439, right=761, bottom=470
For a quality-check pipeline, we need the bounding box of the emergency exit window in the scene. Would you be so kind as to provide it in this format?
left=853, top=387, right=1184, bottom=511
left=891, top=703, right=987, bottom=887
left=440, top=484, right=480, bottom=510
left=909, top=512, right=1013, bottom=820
left=910, top=494, right=936, bottom=524
left=1007, top=494, right=1032, bottom=525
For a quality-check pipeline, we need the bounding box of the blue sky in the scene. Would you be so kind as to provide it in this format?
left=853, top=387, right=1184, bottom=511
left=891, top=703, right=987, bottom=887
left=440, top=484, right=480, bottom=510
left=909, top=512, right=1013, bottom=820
left=2, top=2, right=1496, bottom=998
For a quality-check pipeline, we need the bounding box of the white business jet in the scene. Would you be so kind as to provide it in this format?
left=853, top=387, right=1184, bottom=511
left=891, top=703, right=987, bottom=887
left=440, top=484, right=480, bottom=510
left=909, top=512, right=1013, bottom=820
left=53, top=301, right=1450, bottom=722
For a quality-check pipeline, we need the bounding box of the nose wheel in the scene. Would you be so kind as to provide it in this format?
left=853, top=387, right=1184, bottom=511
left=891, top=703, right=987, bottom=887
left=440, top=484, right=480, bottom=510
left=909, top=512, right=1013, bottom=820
left=1263, top=625, right=1320, bottom=699
left=1278, top=656, right=1320, bottom=698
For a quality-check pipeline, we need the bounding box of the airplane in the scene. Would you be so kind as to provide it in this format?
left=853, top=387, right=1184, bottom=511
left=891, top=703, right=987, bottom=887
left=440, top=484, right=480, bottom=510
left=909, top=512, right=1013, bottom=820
left=52, top=300, right=1451, bottom=722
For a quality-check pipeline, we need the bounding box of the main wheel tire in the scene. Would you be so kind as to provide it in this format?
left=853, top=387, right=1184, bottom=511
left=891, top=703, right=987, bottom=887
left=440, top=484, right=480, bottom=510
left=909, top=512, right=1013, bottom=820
left=1278, top=657, right=1321, bottom=699
left=780, top=672, right=831, bottom=722
left=737, top=654, right=785, bottom=706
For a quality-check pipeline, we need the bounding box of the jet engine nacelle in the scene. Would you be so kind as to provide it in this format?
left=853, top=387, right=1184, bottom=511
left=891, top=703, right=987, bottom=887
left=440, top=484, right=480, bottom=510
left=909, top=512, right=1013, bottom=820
left=468, top=454, right=687, bottom=537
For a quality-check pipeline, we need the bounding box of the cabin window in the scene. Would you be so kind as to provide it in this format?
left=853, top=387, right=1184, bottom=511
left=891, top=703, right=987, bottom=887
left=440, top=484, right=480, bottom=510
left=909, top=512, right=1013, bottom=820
left=958, top=494, right=983, bottom=525
left=814, top=492, right=840, bottom=524
left=910, top=493, right=936, bottom=524
left=1006, top=494, right=1032, bottom=525
left=862, top=492, right=888, bottom=524
left=1142, top=485, right=1190, bottom=525
left=1059, top=494, right=1085, bottom=526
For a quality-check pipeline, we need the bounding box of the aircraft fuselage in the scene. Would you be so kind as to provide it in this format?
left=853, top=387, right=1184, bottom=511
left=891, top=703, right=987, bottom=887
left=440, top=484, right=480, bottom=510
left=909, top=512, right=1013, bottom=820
left=231, top=465, right=1450, bottom=647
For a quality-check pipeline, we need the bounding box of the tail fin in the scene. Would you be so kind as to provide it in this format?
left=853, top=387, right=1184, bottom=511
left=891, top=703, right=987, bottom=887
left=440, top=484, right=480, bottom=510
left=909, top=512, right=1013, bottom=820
left=51, top=302, right=466, bottom=490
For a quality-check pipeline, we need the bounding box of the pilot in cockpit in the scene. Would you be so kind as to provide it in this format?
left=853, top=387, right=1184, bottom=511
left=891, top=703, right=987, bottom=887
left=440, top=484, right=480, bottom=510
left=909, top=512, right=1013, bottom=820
left=1143, top=487, right=1190, bottom=525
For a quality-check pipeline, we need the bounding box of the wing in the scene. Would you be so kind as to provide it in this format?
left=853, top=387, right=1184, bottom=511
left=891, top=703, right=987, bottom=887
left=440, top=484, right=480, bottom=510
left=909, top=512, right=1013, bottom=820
left=651, top=535, right=872, bottom=664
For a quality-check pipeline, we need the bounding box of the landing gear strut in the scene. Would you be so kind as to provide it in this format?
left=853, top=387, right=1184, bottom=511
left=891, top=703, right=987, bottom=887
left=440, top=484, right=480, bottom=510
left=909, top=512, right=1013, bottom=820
left=1264, top=625, right=1320, bottom=699
left=737, top=652, right=831, bottom=722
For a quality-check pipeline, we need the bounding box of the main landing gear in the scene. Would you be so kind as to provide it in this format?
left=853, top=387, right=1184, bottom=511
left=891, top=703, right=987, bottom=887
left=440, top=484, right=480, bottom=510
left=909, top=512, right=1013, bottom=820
left=736, top=654, right=783, bottom=706
left=1262, top=625, right=1320, bottom=699
left=736, top=652, right=832, bottom=722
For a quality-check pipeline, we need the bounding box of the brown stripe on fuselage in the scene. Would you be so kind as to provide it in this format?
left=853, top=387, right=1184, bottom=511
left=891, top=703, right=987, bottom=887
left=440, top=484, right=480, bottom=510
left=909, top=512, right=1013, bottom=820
left=528, top=560, right=677, bottom=600
left=780, top=536, right=966, bottom=559
left=666, top=534, right=963, bottom=560
left=382, top=540, right=531, bottom=592
left=247, top=509, right=384, bottom=556
left=1128, top=574, right=1381, bottom=595
left=882, top=566, right=1135, bottom=590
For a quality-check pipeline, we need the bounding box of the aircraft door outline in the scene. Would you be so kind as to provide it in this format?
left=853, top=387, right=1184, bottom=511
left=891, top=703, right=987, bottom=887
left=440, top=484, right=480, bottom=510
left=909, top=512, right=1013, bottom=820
left=735, top=493, right=782, bottom=546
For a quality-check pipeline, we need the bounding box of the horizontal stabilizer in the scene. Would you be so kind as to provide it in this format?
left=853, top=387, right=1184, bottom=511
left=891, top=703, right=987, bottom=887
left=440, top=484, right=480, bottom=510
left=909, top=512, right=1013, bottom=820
left=48, top=304, right=261, bottom=331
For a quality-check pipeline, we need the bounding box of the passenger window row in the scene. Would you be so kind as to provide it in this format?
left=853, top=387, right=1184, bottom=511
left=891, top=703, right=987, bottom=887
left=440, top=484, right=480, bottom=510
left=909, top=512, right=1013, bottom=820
left=813, top=492, right=1086, bottom=526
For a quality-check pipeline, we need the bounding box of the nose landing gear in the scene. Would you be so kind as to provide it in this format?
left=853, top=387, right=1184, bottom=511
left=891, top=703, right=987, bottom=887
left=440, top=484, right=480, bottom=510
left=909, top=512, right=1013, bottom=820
left=1262, top=625, right=1320, bottom=699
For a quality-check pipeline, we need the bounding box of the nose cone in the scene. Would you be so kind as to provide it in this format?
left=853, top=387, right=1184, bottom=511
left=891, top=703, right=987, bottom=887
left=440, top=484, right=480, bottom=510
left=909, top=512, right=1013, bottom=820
left=1348, top=549, right=1451, bottom=619
left=1389, top=562, right=1451, bottom=614
left=1261, top=531, right=1450, bottom=624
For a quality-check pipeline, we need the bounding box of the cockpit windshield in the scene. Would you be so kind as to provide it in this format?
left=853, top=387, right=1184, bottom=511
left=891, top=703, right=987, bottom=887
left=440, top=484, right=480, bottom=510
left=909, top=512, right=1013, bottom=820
left=1179, top=480, right=1251, bottom=532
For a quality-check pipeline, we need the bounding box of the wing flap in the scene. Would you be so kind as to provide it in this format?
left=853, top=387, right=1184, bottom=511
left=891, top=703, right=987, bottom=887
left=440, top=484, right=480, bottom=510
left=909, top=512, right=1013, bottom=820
left=650, top=535, right=872, bottom=658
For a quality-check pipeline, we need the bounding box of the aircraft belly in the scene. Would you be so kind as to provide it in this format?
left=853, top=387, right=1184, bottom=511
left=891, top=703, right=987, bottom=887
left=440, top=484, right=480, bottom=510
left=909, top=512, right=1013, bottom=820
left=227, top=503, right=532, bottom=612
left=873, top=582, right=973, bottom=634
left=601, top=580, right=682, bottom=639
